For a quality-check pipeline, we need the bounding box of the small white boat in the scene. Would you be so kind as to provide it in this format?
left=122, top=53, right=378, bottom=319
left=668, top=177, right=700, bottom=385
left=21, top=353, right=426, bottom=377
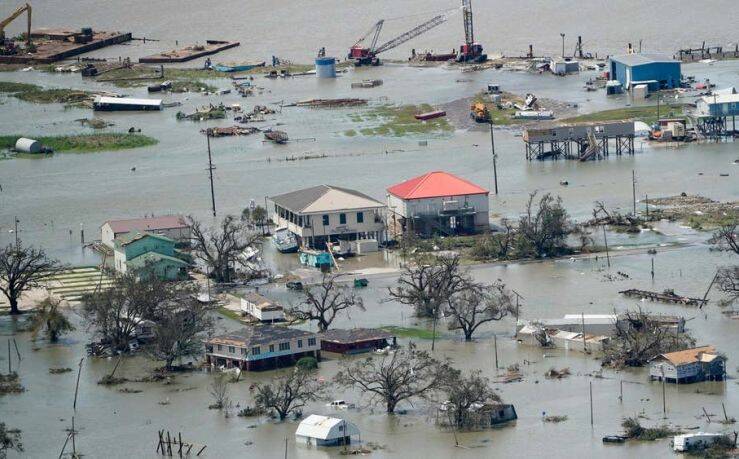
left=272, top=228, right=298, bottom=253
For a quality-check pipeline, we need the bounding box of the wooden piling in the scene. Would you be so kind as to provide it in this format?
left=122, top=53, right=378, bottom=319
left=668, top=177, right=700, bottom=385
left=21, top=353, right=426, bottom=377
left=589, top=381, right=594, bottom=426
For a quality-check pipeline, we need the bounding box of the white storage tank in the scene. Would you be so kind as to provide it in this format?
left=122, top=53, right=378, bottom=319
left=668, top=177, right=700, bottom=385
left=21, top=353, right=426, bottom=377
left=15, top=137, right=42, bottom=153
left=315, top=57, right=337, bottom=78
left=632, top=84, right=648, bottom=100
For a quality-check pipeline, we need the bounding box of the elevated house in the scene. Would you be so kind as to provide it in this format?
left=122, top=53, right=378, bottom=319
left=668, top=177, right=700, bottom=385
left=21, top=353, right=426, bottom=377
left=269, top=185, right=386, bottom=252
left=386, top=171, right=489, bottom=237
left=295, top=415, right=360, bottom=447
left=319, top=328, right=397, bottom=354
left=608, top=53, right=681, bottom=91
left=649, top=346, right=726, bottom=384
left=101, top=215, right=190, bottom=248
left=113, top=232, right=189, bottom=280
left=240, top=292, right=285, bottom=322
left=204, top=325, right=320, bottom=371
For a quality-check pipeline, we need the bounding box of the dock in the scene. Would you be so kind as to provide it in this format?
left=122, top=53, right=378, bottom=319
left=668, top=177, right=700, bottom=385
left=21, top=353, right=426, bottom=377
left=0, top=28, right=132, bottom=64
left=138, top=40, right=240, bottom=63
left=619, top=288, right=707, bottom=306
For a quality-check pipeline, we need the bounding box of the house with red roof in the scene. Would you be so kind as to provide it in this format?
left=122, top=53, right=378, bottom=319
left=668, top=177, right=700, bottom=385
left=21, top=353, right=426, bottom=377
left=386, top=171, right=489, bottom=237
left=101, top=215, right=190, bottom=248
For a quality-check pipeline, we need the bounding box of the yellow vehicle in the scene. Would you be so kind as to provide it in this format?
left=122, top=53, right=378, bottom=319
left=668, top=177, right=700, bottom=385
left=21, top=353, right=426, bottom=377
left=470, top=102, right=490, bottom=123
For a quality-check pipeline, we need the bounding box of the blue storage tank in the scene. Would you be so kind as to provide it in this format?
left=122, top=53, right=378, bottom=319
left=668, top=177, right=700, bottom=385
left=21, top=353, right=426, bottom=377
left=315, top=57, right=336, bottom=78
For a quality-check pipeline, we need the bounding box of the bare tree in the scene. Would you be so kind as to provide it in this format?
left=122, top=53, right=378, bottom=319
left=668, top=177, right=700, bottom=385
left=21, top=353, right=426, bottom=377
left=709, top=223, right=738, bottom=255
left=516, top=192, right=571, bottom=258
left=445, top=282, right=515, bottom=341
left=388, top=255, right=469, bottom=318
left=334, top=344, right=449, bottom=413
left=716, top=266, right=738, bottom=304
left=208, top=373, right=230, bottom=410
left=188, top=215, right=262, bottom=283
left=441, top=369, right=501, bottom=429
left=289, top=273, right=364, bottom=332
left=27, top=296, right=75, bottom=342
left=0, top=242, right=60, bottom=315
left=254, top=369, right=323, bottom=420
left=150, top=301, right=213, bottom=370
left=0, top=423, right=23, bottom=458
left=602, top=309, right=695, bottom=368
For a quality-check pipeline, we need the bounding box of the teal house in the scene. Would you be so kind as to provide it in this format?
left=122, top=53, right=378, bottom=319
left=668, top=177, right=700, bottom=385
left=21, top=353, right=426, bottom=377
left=113, top=232, right=189, bottom=280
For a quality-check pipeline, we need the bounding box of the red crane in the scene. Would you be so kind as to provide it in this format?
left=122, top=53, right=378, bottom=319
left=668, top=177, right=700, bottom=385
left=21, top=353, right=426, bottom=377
left=457, top=0, right=486, bottom=63
left=348, top=14, right=448, bottom=66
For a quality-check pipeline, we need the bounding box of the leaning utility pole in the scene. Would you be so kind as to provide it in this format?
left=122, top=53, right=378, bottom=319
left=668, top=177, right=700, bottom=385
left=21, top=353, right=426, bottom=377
left=489, top=121, right=499, bottom=194
left=206, top=130, right=217, bottom=217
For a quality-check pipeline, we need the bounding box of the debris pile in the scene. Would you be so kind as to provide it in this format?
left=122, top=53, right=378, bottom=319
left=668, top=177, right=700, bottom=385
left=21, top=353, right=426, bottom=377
left=544, top=367, right=571, bottom=379
left=176, top=104, right=227, bottom=121
left=202, top=126, right=261, bottom=137
left=291, top=98, right=367, bottom=108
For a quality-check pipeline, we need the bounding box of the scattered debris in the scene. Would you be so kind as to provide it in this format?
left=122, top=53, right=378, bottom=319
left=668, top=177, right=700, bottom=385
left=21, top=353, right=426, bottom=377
left=291, top=98, right=367, bottom=108
left=202, top=126, right=260, bottom=137
left=351, top=79, right=383, bottom=89
left=619, top=288, right=707, bottom=306
left=0, top=372, right=25, bottom=395
left=264, top=129, right=289, bottom=144
left=176, top=104, right=227, bottom=121
left=544, top=367, right=571, bottom=379
left=75, top=117, right=114, bottom=129
left=544, top=415, right=568, bottom=423
left=48, top=367, right=72, bottom=374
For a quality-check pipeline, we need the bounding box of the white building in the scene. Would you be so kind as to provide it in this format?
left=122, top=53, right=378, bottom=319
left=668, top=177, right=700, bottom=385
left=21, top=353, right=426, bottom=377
left=101, top=215, right=190, bottom=248
left=269, top=185, right=386, bottom=251
left=386, top=171, right=489, bottom=237
left=295, top=415, right=360, bottom=447
left=696, top=92, right=739, bottom=117
left=240, top=292, right=285, bottom=322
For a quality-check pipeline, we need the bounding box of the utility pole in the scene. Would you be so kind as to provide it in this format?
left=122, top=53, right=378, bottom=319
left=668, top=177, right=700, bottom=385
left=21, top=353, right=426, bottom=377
left=602, top=225, right=611, bottom=268
left=13, top=216, right=19, bottom=247
left=511, top=290, right=524, bottom=337
left=493, top=334, right=499, bottom=370
left=589, top=381, right=594, bottom=426
left=645, top=194, right=649, bottom=219
left=206, top=130, right=217, bottom=217
left=560, top=33, right=565, bottom=58
left=661, top=366, right=667, bottom=417
left=631, top=170, right=637, bottom=216
left=657, top=96, right=661, bottom=121
left=489, top=121, right=498, bottom=194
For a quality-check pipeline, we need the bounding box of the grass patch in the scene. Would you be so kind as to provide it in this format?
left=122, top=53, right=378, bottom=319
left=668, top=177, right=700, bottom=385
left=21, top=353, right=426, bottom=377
left=0, top=133, right=158, bottom=153
left=380, top=326, right=439, bottom=340
left=561, top=104, right=686, bottom=125
left=0, top=81, right=91, bottom=106
left=472, top=92, right=525, bottom=126
left=344, top=129, right=357, bottom=137
left=348, top=104, right=453, bottom=137
left=217, top=307, right=244, bottom=322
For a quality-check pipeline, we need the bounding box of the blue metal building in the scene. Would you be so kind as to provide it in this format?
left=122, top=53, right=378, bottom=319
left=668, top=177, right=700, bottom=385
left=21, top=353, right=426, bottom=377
left=609, top=53, right=681, bottom=91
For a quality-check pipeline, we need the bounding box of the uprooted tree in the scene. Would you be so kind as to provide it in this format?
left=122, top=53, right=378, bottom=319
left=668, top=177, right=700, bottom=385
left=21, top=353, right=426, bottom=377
left=388, top=254, right=470, bottom=318
left=27, top=296, right=75, bottom=342
left=709, top=222, right=738, bottom=255
left=0, top=242, right=61, bottom=315
left=188, top=215, right=262, bottom=283
left=716, top=266, right=738, bottom=304
left=82, top=271, right=199, bottom=353
left=602, top=308, right=695, bottom=368
left=440, top=369, right=502, bottom=429
left=445, top=281, right=515, bottom=341
left=254, top=368, right=324, bottom=420
left=334, top=343, right=450, bottom=413
left=516, top=192, right=572, bottom=258
left=288, top=273, right=365, bottom=332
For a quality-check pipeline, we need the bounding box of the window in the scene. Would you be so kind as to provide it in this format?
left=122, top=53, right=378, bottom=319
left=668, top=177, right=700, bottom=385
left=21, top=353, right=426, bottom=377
left=308, top=338, right=317, bottom=346
left=228, top=346, right=235, bottom=353
left=279, top=342, right=290, bottom=351
left=356, top=212, right=364, bottom=223
left=217, top=344, right=222, bottom=351
left=269, top=344, right=274, bottom=353
left=339, top=213, right=346, bottom=224
left=240, top=348, right=247, bottom=355
left=297, top=339, right=303, bottom=348
left=251, top=346, right=261, bottom=356
left=322, top=214, right=329, bottom=226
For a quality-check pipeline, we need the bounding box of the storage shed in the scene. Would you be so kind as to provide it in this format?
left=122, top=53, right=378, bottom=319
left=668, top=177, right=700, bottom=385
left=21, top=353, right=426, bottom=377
left=295, top=415, right=360, bottom=447
left=608, top=53, right=681, bottom=91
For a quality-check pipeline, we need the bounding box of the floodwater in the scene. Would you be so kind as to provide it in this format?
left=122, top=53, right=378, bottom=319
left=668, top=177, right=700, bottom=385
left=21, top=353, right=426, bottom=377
left=1, top=3, right=738, bottom=457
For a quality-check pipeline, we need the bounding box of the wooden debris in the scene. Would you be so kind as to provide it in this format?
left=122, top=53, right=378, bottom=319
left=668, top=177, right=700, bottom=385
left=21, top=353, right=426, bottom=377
left=619, top=288, right=707, bottom=306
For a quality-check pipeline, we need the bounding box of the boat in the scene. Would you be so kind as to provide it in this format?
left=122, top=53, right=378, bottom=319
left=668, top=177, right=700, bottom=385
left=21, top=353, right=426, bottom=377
left=264, top=130, right=289, bottom=144
left=602, top=435, right=628, bottom=444
left=212, top=61, right=266, bottom=73
left=414, top=110, right=446, bottom=121
left=272, top=228, right=298, bottom=253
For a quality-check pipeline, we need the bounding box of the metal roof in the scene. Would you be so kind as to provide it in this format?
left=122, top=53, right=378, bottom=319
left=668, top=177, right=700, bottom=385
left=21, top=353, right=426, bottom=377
left=127, top=251, right=188, bottom=268
left=104, top=215, right=188, bottom=234
left=609, top=53, right=678, bottom=66
left=270, top=185, right=384, bottom=214
left=94, top=96, right=162, bottom=106
left=700, top=93, right=739, bottom=105
left=319, top=328, right=395, bottom=344
left=387, top=171, right=488, bottom=200
left=114, top=231, right=176, bottom=249
left=295, top=415, right=360, bottom=440
left=206, top=325, right=316, bottom=347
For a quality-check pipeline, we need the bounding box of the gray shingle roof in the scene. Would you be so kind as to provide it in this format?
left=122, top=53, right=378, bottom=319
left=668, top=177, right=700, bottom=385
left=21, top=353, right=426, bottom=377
left=207, top=325, right=315, bottom=347
left=610, top=53, right=678, bottom=66
left=269, top=184, right=383, bottom=213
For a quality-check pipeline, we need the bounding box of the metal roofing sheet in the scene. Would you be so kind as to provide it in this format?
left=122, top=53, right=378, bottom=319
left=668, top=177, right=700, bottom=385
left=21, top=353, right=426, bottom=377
left=387, top=171, right=488, bottom=200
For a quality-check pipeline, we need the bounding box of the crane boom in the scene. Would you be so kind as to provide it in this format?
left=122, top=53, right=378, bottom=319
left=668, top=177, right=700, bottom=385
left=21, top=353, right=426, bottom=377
left=461, top=0, right=473, bottom=46
left=352, top=20, right=384, bottom=49
left=0, top=3, right=32, bottom=44
left=373, top=14, right=447, bottom=55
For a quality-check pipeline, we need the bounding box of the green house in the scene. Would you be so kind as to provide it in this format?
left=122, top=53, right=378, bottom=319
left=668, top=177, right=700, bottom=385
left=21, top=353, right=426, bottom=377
left=113, top=232, right=189, bottom=280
